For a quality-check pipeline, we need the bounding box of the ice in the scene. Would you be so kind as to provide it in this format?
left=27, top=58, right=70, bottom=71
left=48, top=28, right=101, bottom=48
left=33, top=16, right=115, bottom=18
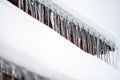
left=14, top=0, right=116, bottom=43
left=51, top=0, right=120, bottom=69
left=1, top=1, right=120, bottom=79
left=0, top=57, right=50, bottom=80
left=11, top=0, right=119, bottom=67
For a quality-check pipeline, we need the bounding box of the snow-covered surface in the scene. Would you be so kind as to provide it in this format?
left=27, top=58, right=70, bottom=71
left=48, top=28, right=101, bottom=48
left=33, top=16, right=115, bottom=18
left=51, top=0, right=120, bottom=69
left=50, top=0, right=116, bottom=47
left=0, top=1, right=120, bottom=80
left=19, top=0, right=117, bottom=48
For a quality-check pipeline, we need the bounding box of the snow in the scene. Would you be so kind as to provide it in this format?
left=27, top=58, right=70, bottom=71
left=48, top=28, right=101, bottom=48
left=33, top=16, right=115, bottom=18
left=50, top=0, right=117, bottom=47
left=4, top=0, right=118, bottom=66
left=51, top=0, right=120, bottom=69
left=0, top=1, right=120, bottom=80
left=24, top=0, right=117, bottom=48
left=35, top=0, right=119, bottom=66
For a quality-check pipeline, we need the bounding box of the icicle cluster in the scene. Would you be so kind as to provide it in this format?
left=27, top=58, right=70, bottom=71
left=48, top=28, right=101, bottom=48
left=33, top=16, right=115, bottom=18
left=7, top=0, right=118, bottom=66
left=0, top=57, right=49, bottom=80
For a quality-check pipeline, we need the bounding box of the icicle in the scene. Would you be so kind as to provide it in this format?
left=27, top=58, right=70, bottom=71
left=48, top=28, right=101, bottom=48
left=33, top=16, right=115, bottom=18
left=66, top=20, right=71, bottom=41
left=56, top=14, right=60, bottom=33
left=59, top=15, right=62, bottom=34
left=18, top=0, right=24, bottom=10
left=41, top=4, right=44, bottom=23
left=102, top=42, right=106, bottom=62
left=61, top=18, right=66, bottom=38
left=31, top=0, right=35, bottom=17
left=104, top=42, right=108, bottom=63
left=77, top=25, right=81, bottom=48
left=100, top=40, right=103, bottom=60
left=78, top=27, right=82, bottom=49
left=66, top=19, right=69, bottom=40
left=107, top=51, right=110, bottom=64
left=61, top=17, right=64, bottom=37
left=64, top=19, right=68, bottom=38
left=103, top=42, right=107, bottom=62
left=92, top=35, right=96, bottom=55
left=0, top=57, right=3, bottom=80
left=47, top=8, right=50, bottom=27
left=69, top=22, right=72, bottom=42
left=44, top=6, right=47, bottom=25
left=88, top=33, right=92, bottom=54
left=33, top=0, right=37, bottom=18
left=69, top=22, right=74, bottom=43
left=99, top=40, right=102, bottom=60
left=54, top=13, right=58, bottom=32
left=83, top=29, right=87, bottom=52
left=96, top=37, right=100, bottom=58
left=28, top=0, right=33, bottom=16
left=71, top=23, right=74, bottom=43
left=34, top=0, right=39, bottom=20
left=63, top=18, right=67, bottom=38
left=71, top=24, right=74, bottom=43
left=72, top=23, right=77, bottom=45
left=81, top=28, right=85, bottom=50
left=44, top=6, right=49, bottom=26
left=101, top=41, right=106, bottom=62
left=24, top=0, right=28, bottom=13
left=85, top=30, right=88, bottom=53
left=75, top=25, right=80, bottom=47
left=38, top=3, right=42, bottom=22
left=94, top=37, right=97, bottom=54
left=56, top=15, right=61, bottom=34
left=87, top=33, right=93, bottom=54
left=50, top=11, right=54, bottom=29
left=52, top=12, right=57, bottom=31
left=48, top=9, right=53, bottom=28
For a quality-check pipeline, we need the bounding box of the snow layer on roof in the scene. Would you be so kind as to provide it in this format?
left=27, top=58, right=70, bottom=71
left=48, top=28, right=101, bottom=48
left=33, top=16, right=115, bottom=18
left=49, top=0, right=117, bottom=47
left=0, top=1, right=120, bottom=80
left=51, top=0, right=120, bottom=70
